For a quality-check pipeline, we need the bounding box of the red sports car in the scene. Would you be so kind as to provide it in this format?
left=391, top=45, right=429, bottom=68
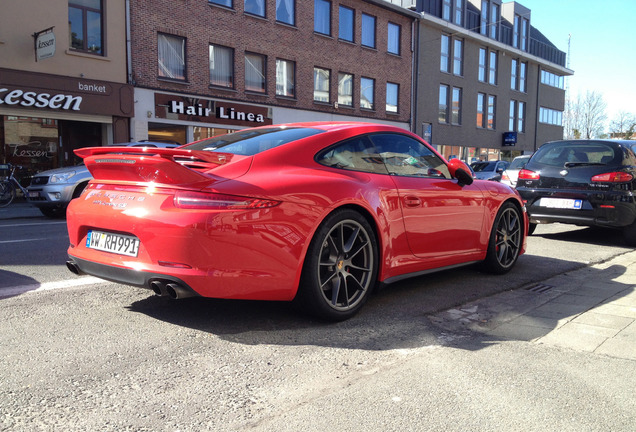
left=66, top=122, right=527, bottom=320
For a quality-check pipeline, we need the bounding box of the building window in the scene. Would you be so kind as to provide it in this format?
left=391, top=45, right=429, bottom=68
left=245, top=0, right=265, bottom=17
left=514, top=15, right=529, bottom=50
left=442, top=0, right=451, bottom=21
left=512, top=60, right=527, bottom=92
left=276, top=0, right=295, bottom=25
left=339, top=5, right=354, bottom=42
left=388, top=22, right=400, bottom=55
left=338, top=73, right=353, bottom=107
left=245, top=52, right=266, bottom=93
left=451, top=87, right=462, bottom=125
left=454, top=0, right=463, bottom=25
left=487, top=95, right=496, bottom=129
left=453, top=39, right=463, bottom=76
left=521, top=17, right=529, bottom=51
left=439, top=84, right=449, bottom=123
left=158, top=33, right=186, bottom=81
left=386, top=82, right=399, bottom=113
left=477, top=93, right=486, bottom=128
left=361, top=13, right=376, bottom=48
left=314, top=0, right=331, bottom=36
left=478, top=48, right=486, bottom=82
left=480, top=0, right=488, bottom=35
left=539, top=107, right=563, bottom=126
left=210, top=0, right=232, bottom=7
left=209, top=44, right=234, bottom=88
left=314, top=67, right=330, bottom=102
left=488, top=51, right=498, bottom=85
left=541, top=70, right=565, bottom=89
left=509, top=100, right=526, bottom=132
left=441, top=35, right=450, bottom=73
left=489, top=2, right=499, bottom=39
left=360, top=77, right=375, bottom=110
left=276, top=59, right=295, bottom=97
left=68, top=0, right=103, bottom=55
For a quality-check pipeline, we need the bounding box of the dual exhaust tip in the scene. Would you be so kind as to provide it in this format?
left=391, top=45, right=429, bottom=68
left=66, top=260, right=195, bottom=300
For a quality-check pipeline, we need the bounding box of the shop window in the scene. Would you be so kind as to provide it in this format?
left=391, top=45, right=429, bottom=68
left=68, top=0, right=103, bottom=55
left=158, top=33, right=186, bottom=81
left=148, top=123, right=187, bottom=146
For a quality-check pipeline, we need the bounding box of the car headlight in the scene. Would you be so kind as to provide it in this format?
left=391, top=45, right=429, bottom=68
left=50, top=171, right=77, bottom=183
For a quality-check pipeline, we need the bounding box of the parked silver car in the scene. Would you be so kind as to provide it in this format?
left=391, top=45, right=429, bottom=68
left=27, top=141, right=179, bottom=217
left=470, top=160, right=509, bottom=181
left=501, top=155, right=531, bottom=188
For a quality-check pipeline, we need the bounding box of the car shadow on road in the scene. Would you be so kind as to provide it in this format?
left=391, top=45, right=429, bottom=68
left=0, top=270, right=40, bottom=299
left=534, top=225, right=629, bottom=248
left=126, top=253, right=634, bottom=353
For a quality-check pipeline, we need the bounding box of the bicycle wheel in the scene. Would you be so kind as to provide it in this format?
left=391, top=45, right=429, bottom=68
left=0, top=180, right=16, bottom=207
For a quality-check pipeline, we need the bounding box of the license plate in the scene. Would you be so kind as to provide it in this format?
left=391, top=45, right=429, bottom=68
left=28, top=191, right=39, bottom=198
left=86, top=230, right=140, bottom=257
left=539, top=198, right=582, bottom=210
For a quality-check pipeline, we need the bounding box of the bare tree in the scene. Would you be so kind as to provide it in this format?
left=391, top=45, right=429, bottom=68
left=563, top=94, right=583, bottom=139
left=580, top=91, right=608, bottom=139
left=609, top=111, right=636, bottom=139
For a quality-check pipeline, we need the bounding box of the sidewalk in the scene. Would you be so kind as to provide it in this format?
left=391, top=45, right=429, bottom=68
left=0, top=200, right=44, bottom=220
left=430, top=250, right=636, bottom=361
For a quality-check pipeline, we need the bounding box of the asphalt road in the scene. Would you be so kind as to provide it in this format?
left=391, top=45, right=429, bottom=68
left=1, top=217, right=634, bottom=431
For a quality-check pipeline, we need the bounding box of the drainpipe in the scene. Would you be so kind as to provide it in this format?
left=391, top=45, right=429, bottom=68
left=411, top=18, right=419, bottom=134
left=534, top=65, right=541, bottom=152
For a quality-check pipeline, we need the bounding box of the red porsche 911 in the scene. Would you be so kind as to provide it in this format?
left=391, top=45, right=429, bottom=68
left=66, top=122, right=527, bottom=321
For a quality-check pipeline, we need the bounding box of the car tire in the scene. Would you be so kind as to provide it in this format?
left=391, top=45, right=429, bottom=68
left=528, top=222, right=537, bottom=236
left=483, top=202, right=523, bottom=274
left=624, top=220, right=636, bottom=247
left=39, top=206, right=66, bottom=218
left=296, top=209, right=378, bottom=321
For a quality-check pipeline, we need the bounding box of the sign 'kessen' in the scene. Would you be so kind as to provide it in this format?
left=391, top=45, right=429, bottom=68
left=0, top=88, right=82, bottom=111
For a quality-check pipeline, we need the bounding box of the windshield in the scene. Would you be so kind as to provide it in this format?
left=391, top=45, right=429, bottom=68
left=509, top=157, right=529, bottom=170
left=471, top=161, right=497, bottom=172
left=183, top=127, right=324, bottom=156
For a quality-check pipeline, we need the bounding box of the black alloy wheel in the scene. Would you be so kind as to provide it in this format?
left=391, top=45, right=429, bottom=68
left=483, top=202, right=523, bottom=274
left=297, top=209, right=378, bottom=321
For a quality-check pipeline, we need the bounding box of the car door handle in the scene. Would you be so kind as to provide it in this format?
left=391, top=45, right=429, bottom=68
left=404, top=196, right=421, bottom=207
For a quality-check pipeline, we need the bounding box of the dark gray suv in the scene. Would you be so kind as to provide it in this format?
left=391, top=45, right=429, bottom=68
left=516, top=139, right=636, bottom=246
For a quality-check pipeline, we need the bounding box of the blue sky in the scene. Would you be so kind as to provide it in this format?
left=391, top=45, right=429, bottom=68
left=520, top=0, right=636, bottom=122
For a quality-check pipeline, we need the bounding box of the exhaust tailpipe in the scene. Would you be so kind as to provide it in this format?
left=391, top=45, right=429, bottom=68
left=150, top=280, right=169, bottom=297
left=66, top=260, right=83, bottom=275
left=165, top=282, right=195, bottom=299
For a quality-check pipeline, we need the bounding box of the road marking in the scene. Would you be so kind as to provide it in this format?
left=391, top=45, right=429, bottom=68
left=0, top=238, right=50, bottom=244
left=0, top=276, right=105, bottom=298
left=0, top=221, right=67, bottom=228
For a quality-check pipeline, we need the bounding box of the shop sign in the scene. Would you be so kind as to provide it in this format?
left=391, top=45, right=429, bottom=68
left=502, top=132, right=517, bottom=146
left=155, top=93, right=272, bottom=126
left=35, top=30, right=56, bottom=61
left=0, top=87, right=82, bottom=111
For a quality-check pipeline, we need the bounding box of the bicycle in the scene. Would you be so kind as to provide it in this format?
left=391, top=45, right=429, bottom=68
left=0, top=163, right=30, bottom=207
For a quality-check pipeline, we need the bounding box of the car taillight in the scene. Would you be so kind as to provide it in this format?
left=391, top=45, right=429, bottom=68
left=591, top=172, right=634, bottom=183
left=518, top=169, right=540, bottom=180
left=174, top=191, right=280, bottom=209
left=501, top=172, right=510, bottom=182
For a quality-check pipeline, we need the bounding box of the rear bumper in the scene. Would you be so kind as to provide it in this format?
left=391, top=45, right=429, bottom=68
left=520, top=189, right=636, bottom=228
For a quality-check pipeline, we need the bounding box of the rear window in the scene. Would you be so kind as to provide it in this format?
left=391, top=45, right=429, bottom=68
left=509, top=157, right=529, bottom=170
left=471, top=161, right=497, bottom=172
left=183, top=127, right=324, bottom=156
left=533, top=141, right=618, bottom=167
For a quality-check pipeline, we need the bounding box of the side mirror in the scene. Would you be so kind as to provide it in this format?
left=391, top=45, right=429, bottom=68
left=447, top=158, right=474, bottom=186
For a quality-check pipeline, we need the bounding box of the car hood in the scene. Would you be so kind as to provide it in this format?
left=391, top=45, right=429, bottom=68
left=33, top=165, right=89, bottom=177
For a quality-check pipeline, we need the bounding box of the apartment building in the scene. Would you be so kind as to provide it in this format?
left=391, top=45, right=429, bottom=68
left=128, top=0, right=419, bottom=144
left=409, top=0, right=572, bottom=162
left=0, top=0, right=133, bottom=176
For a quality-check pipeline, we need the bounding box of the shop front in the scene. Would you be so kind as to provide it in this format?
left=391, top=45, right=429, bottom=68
left=0, top=68, right=134, bottom=182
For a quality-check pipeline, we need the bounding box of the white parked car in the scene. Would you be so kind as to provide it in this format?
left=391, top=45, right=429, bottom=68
left=501, top=155, right=531, bottom=188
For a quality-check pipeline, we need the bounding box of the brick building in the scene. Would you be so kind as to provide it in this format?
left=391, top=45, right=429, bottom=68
left=128, top=0, right=419, bottom=144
